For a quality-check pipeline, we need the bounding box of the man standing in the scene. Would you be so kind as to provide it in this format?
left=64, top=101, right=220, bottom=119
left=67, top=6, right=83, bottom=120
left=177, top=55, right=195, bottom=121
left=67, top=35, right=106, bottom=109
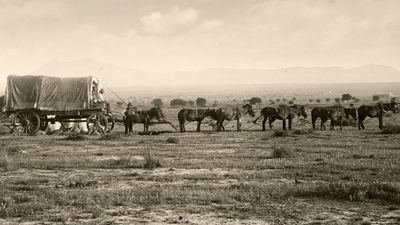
left=121, top=103, right=135, bottom=135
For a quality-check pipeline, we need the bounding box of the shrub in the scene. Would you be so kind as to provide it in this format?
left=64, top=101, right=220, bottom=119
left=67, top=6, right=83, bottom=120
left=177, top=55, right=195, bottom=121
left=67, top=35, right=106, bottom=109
left=166, top=137, right=180, bottom=144
left=292, top=128, right=314, bottom=135
left=271, top=146, right=292, bottom=158
left=99, top=133, right=122, bottom=141
left=152, top=98, right=163, bottom=107
left=249, top=97, right=262, bottom=105
left=196, top=98, right=207, bottom=106
left=64, top=134, right=88, bottom=141
left=381, top=123, right=400, bottom=134
left=142, top=149, right=162, bottom=169
left=170, top=99, right=187, bottom=107
left=272, top=130, right=289, bottom=137
left=188, top=100, right=195, bottom=106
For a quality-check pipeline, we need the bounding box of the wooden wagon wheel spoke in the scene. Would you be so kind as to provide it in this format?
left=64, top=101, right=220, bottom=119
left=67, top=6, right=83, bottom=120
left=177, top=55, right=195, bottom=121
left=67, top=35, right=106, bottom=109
left=86, top=113, right=108, bottom=135
left=13, top=111, right=40, bottom=135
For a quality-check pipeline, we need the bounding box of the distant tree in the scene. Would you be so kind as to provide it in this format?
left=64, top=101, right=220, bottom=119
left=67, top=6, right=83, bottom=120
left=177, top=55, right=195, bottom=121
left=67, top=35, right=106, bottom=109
left=350, top=103, right=354, bottom=107
left=249, top=97, right=262, bottom=105
left=292, top=97, right=297, bottom=101
left=276, top=99, right=281, bottom=103
left=309, top=99, right=314, bottom=103
left=352, top=96, right=357, bottom=101
left=342, top=93, right=352, bottom=102
left=188, top=100, right=195, bottom=106
left=316, top=99, right=321, bottom=103
left=269, top=101, right=275, bottom=105
left=354, top=98, right=360, bottom=103
left=373, top=96, right=380, bottom=101
left=334, top=98, right=341, bottom=103
left=288, top=100, right=294, bottom=104
left=116, top=101, right=124, bottom=107
left=170, top=99, right=187, bottom=107
left=196, top=97, right=207, bottom=106
left=213, top=100, right=218, bottom=107
left=152, top=98, right=163, bottom=107
left=233, top=99, right=237, bottom=102
left=326, top=98, right=331, bottom=103
left=282, top=98, right=286, bottom=102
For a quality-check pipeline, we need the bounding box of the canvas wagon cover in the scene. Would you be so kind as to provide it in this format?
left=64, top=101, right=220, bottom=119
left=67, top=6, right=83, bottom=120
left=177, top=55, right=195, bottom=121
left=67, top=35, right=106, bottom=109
left=5, top=75, right=97, bottom=111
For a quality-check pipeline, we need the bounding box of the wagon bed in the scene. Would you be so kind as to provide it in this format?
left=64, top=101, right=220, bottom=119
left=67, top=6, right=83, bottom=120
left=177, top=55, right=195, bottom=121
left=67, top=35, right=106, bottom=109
left=4, top=75, right=114, bottom=134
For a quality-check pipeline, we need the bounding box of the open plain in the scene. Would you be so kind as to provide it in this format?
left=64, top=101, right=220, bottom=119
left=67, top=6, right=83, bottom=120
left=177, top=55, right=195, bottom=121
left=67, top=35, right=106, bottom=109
left=1, top=103, right=400, bottom=225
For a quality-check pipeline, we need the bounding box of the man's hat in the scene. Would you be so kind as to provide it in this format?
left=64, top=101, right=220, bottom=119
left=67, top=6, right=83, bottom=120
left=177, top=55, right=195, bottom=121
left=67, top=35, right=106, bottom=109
left=128, top=103, right=132, bottom=106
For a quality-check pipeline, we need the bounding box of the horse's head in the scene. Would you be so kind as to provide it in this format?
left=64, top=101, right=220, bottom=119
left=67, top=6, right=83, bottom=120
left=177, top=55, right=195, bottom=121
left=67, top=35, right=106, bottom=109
left=204, top=108, right=214, bottom=117
left=243, top=104, right=255, bottom=117
left=298, top=105, right=307, bottom=118
left=289, top=105, right=307, bottom=118
left=150, top=107, right=165, bottom=120
left=345, top=108, right=357, bottom=121
left=206, top=108, right=218, bottom=120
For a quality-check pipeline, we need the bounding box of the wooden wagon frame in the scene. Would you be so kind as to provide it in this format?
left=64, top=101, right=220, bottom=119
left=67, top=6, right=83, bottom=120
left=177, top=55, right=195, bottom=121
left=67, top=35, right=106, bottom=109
left=3, top=75, right=114, bottom=135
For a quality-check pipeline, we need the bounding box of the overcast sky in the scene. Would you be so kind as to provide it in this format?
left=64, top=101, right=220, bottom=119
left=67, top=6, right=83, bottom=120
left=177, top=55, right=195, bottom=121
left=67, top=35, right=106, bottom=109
left=1, top=0, right=400, bottom=77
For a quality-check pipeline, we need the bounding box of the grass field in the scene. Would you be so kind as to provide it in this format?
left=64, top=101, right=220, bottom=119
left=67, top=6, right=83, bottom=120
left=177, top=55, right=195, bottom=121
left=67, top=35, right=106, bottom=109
left=1, top=105, right=400, bottom=224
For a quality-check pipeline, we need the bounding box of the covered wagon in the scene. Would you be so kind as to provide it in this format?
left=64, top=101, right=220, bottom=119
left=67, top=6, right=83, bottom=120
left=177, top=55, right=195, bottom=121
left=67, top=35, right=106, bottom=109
left=3, top=75, right=114, bottom=134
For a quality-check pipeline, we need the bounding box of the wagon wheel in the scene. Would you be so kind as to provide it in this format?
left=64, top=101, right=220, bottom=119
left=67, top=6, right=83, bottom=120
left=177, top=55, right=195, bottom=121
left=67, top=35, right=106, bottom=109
left=13, top=111, right=41, bottom=134
left=86, top=113, right=108, bottom=135
left=104, top=113, right=115, bottom=133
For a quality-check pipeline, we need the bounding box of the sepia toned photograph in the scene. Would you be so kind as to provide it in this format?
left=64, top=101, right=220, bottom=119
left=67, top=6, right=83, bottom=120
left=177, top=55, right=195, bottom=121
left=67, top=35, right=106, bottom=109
left=1, top=0, right=400, bottom=224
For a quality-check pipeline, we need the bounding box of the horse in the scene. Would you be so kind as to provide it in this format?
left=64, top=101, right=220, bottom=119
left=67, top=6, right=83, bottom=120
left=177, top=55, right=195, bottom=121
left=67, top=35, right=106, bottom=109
left=358, top=102, right=398, bottom=130
left=344, top=107, right=357, bottom=121
left=212, top=104, right=255, bottom=132
left=177, top=108, right=214, bottom=133
left=253, top=105, right=307, bottom=131
left=311, top=106, right=345, bottom=131
left=129, top=107, right=165, bottom=132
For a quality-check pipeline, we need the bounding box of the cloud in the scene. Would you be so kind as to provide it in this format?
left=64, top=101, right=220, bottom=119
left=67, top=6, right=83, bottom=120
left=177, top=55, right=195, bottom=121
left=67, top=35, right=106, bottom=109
left=190, top=20, right=224, bottom=33
left=138, top=6, right=200, bottom=36
left=0, top=1, right=65, bottom=26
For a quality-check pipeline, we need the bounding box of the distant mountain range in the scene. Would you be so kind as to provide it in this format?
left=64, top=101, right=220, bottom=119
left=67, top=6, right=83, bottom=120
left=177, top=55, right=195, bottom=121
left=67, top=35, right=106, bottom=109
left=1, top=58, right=399, bottom=97
left=28, top=58, right=400, bottom=87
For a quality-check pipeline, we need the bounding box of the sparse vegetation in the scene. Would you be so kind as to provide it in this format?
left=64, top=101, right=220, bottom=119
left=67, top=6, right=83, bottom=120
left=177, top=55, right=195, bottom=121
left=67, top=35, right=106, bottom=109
left=381, top=123, right=400, bottom=134
left=1, top=102, right=400, bottom=224
left=196, top=97, right=207, bottom=106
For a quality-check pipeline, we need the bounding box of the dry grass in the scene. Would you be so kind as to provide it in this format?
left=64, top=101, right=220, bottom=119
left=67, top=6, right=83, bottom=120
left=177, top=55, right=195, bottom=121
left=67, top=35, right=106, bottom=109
left=1, top=105, right=400, bottom=224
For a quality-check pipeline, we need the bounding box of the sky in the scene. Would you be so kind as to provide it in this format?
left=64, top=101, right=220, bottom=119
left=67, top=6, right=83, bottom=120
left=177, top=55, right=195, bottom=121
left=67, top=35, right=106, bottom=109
left=1, top=0, right=400, bottom=77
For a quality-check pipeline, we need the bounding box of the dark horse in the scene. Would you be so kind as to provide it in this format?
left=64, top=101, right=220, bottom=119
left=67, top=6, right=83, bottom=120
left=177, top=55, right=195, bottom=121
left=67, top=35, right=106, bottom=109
left=128, top=107, right=165, bottom=132
left=358, top=102, right=398, bottom=130
left=178, top=108, right=214, bottom=133
left=311, top=106, right=345, bottom=131
left=344, top=107, right=357, bottom=121
left=212, top=104, right=255, bottom=132
left=253, top=105, right=307, bottom=131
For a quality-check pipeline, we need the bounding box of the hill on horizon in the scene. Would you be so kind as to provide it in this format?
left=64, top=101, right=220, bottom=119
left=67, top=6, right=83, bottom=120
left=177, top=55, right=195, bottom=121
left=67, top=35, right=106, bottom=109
left=1, top=58, right=399, bottom=97
left=28, top=58, right=400, bottom=87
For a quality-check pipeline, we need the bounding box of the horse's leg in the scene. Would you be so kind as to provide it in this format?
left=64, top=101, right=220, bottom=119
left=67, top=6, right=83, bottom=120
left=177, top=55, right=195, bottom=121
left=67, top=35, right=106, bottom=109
left=178, top=115, right=185, bottom=133
left=379, top=115, right=383, bottom=130
left=340, top=117, right=343, bottom=131
left=196, top=119, right=202, bottom=132
left=282, top=119, right=287, bottom=130
left=288, top=117, right=292, bottom=131
left=321, top=118, right=327, bottom=131
left=237, top=117, right=242, bottom=132
left=262, top=117, right=267, bottom=131
left=217, top=119, right=222, bottom=132
left=330, top=119, right=335, bottom=130
left=269, top=116, right=277, bottom=129
left=312, top=116, right=317, bottom=130
left=358, top=114, right=366, bottom=130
